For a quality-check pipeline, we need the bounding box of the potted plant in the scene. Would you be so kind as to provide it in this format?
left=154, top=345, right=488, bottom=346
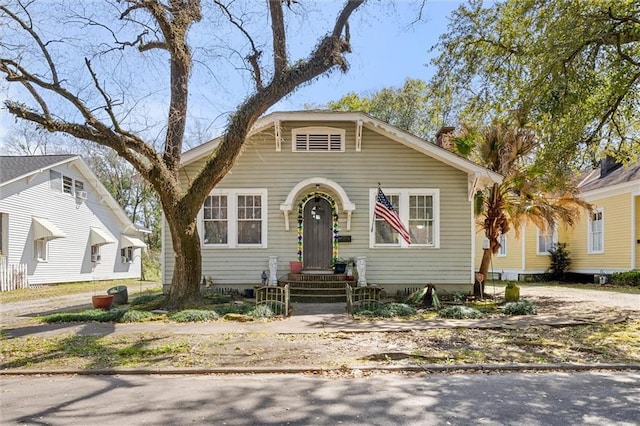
left=92, top=294, right=114, bottom=310
left=289, top=260, right=303, bottom=274
left=332, top=257, right=347, bottom=274
left=504, top=281, right=520, bottom=302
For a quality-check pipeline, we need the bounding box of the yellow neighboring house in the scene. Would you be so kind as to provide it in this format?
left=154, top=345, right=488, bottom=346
left=475, top=158, right=640, bottom=282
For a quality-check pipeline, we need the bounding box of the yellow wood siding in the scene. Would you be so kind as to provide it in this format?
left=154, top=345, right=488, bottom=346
left=474, top=228, right=523, bottom=275
left=566, top=193, right=632, bottom=272
left=165, top=121, right=474, bottom=291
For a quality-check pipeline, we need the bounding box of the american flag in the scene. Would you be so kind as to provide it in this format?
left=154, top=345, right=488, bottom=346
left=375, top=188, right=411, bottom=244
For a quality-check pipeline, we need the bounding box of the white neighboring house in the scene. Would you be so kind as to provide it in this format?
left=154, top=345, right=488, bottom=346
left=0, top=154, right=146, bottom=286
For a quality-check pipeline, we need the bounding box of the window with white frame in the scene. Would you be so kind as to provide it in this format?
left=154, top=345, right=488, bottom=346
left=371, top=188, right=439, bottom=248
left=121, top=246, right=133, bottom=263
left=588, top=208, right=604, bottom=253
left=497, top=233, right=507, bottom=256
left=91, top=245, right=102, bottom=263
left=292, top=127, right=345, bottom=152
left=0, top=213, right=6, bottom=256
left=50, top=170, right=84, bottom=197
left=34, top=239, right=48, bottom=261
left=537, top=226, right=557, bottom=255
left=201, top=189, right=267, bottom=248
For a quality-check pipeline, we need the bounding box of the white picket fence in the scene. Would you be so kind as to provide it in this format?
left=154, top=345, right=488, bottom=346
left=0, top=256, right=29, bottom=292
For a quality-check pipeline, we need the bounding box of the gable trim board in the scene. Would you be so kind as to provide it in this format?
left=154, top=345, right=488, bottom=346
left=164, top=111, right=503, bottom=294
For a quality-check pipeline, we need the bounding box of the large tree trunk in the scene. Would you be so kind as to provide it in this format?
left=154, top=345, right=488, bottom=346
left=165, top=211, right=202, bottom=308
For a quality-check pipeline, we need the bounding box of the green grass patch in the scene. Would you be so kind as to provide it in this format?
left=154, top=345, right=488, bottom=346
left=42, top=309, right=126, bottom=323
left=0, top=279, right=161, bottom=304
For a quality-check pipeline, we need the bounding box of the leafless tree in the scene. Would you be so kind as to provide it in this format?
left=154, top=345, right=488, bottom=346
left=0, top=0, right=365, bottom=306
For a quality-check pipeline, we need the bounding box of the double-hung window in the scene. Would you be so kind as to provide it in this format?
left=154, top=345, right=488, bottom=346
left=537, top=226, right=557, bottom=255
left=50, top=170, right=85, bottom=197
left=370, top=188, right=439, bottom=248
left=588, top=208, right=604, bottom=253
left=497, top=233, right=507, bottom=256
left=202, top=189, right=267, bottom=248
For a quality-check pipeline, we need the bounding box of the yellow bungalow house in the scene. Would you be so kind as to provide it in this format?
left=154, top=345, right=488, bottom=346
left=475, top=158, right=640, bottom=282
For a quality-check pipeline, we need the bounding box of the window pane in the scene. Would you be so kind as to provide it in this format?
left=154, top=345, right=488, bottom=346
left=375, top=220, right=398, bottom=244
left=62, top=176, right=73, bottom=194
left=204, top=221, right=227, bottom=244
left=237, top=195, right=262, bottom=244
left=409, top=195, right=434, bottom=244
left=50, top=171, right=62, bottom=192
left=238, top=220, right=261, bottom=244
left=75, top=180, right=84, bottom=192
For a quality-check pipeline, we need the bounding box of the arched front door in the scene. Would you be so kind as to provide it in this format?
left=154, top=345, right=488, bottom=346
left=303, top=198, right=332, bottom=270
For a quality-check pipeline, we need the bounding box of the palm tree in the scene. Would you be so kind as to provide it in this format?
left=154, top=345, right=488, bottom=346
left=466, top=120, right=589, bottom=296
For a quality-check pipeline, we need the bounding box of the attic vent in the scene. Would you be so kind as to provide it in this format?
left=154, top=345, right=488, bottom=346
left=292, top=127, right=345, bottom=152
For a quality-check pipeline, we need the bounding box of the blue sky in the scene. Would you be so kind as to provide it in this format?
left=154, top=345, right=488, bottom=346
left=278, top=0, right=463, bottom=110
left=0, top=0, right=465, bottom=145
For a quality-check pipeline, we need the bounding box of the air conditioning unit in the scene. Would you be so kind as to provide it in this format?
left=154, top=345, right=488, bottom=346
left=121, top=256, right=132, bottom=264
left=76, top=190, right=88, bottom=200
left=91, top=254, right=101, bottom=263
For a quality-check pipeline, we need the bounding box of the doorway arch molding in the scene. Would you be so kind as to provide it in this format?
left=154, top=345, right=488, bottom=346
left=280, top=177, right=355, bottom=231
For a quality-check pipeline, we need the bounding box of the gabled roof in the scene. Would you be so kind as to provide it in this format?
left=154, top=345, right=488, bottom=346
left=577, top=161, right=640, bottom=196
left=0, top=154, right=76, bottom=185
left=0, top=154, right=137, bottom=233
left=181, top=111, right=503, bottom=187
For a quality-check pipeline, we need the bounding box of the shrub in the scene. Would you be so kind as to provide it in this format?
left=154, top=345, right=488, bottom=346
left=169, top=309, right=219, bottom=323
left=119, top=310, right=159, bottom=323
left=248, top=305, right=275, bottom=318
left=548, top=242, right=572, bottom=280
left=502, top=299, right=538, bottom=315
left=354, top=303, right=416, bottom=318
left=611, top=270, right=640, bottom=287
left=438, top=305, right=484, bottom=319
left=214, top=303, right=252, bottom=316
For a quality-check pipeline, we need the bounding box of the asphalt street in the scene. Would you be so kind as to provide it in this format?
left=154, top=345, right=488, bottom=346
left=1, top=371, right=639, bottom=425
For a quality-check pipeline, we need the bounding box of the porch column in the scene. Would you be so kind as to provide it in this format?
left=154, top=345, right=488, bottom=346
left=356, top=256, right=367, bottom=287
left=268, top=256, right=278, bottom=285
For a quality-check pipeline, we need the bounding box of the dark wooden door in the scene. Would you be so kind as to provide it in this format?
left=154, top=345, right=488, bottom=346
left=303, top=198, right=332, bottom=269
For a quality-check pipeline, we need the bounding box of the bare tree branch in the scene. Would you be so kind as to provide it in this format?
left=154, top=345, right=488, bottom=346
left=269, top=0, right=287, bottom=74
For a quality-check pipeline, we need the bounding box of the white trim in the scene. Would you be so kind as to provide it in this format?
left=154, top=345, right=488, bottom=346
left=536, top=226, right=557, bottom=255
left=274, top=120, right=282, bottom=152
left=583, top=179, right=640, bottom=201
left=368, top=188, right=440, bottom=249
left=588, top=207, right=605, bottom=254
left=90, top=227, right=116, bottom=246
left=291, top=126, right=345, bottom=152
left=521, top=224, right=526, bottom=271
left=497, top=233, right=507, bottom=257
left=355, top=119, right=363, bottom=152
left=200, top=188, right=268, bottom=249
left=32, top=217, right=66, bottom=240
left=280, top=178, right=355, bottom=231
left=120, top=234, right=147, bottom=249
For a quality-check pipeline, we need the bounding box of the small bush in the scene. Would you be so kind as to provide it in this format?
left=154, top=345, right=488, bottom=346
left=438, top=305, right=484, bottom=319
left=214, top=303, right=252, bottom=316
left=502, top=299, right=538, bottom=315
left=119, top=310, right=159, bottom=323
left=248, top=305, right=275, bottom=318
left=42, top=309, right=125, bottom=323
left=548, top=242, right=572, bottom=280
left=611, top=270, right=640, bottom=287
left=354, top=303, right=416, bottom=318
left=169, top=309, right=219, bottom=323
